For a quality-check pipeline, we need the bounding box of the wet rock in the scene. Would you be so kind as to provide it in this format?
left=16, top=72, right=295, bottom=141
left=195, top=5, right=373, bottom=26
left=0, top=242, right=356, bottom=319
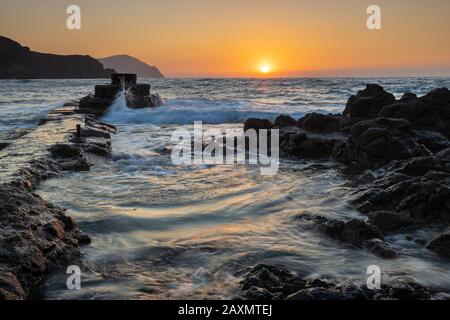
left=368, top=211, right=414, bottom=234
left=427, top=233, right=450, bottom=259
left=0, top=142, right=9, bottom=150
left=386, top=156, right=446, bottom=177
left=236, top=264, right=443, bottom=300
left=343, top=84, right=396, bottom=118
left=337, top=117, right=432, bottom=168
left=78, top=95, right=110, bottom=116
left=357, top=201, right=377, bottom=214
left=365, top=238, right=397, bottom=258
left=59, top=158, right=90, bottom=172
left=282, top=134, right=334, bottom=159
left=355, top=172, right=450, bottom=223
left=388, top=278, right=431, bottom=300
left=400, top=93, right=418, bottom=102
left=75, top=232, right=92, bottom=245
left=0, top=268, right=26, bottom=300
left=243, top=286, right=275, bottom=300
left=44, top=220, right=65, bottom=239
left=298, top=113, right=348, bottom=133
left=49, top=144, right=83, bottom=159
left=286, top=290, right=314, bottom=300
left=413, top=130, right=450, bottom=153
left=84, top=141, right=112, bottom=157
left=81, top=126, right=111, bottom=139
left=300, top=287, right=342, bottom=300
left=319, top=218, right=382, bottom=247
left=338, top=283, right=368, bottom=300
left=244, top=118, right=273, bottom=132
left=274, top=114, right=297, bottom=127
left=380, top=88, right=450, bottom=137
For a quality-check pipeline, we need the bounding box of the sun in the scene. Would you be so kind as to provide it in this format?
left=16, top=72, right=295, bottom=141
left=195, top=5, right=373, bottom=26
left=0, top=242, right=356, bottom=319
left=260, top=65, right=271, bottom=74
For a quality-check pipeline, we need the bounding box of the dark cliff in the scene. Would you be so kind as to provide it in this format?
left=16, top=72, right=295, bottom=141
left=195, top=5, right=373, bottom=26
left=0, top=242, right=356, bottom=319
left=0, top=36, right=114, bottom=79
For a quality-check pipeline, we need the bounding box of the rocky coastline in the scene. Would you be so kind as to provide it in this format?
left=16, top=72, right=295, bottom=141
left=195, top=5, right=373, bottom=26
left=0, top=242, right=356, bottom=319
left=2, top=83, right=450, bottom=300
left=240, top=85, right=450, bottom=300
left=0, top=100, right=116, bottom=299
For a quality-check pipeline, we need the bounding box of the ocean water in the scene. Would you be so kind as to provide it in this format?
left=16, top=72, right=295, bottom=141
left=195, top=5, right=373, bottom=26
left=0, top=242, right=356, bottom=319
left=1, top=78, right=450, bottom=299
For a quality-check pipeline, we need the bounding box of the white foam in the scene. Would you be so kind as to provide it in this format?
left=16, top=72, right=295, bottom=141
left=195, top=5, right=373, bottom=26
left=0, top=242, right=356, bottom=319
left=102, top=96, right=305, bottom=125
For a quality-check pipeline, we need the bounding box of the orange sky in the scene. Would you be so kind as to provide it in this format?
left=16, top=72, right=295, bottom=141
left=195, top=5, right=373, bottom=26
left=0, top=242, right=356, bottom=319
left=1, top=0, right=450, bottom=77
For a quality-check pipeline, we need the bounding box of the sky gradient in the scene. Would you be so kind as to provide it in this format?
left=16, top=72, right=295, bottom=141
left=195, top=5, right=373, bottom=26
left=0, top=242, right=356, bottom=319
left=1, top=0, right=449, bottom=77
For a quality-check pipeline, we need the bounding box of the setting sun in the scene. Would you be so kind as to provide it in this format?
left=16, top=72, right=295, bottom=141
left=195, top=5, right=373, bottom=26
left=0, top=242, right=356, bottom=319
left=260, top=65, right=271, bottom=74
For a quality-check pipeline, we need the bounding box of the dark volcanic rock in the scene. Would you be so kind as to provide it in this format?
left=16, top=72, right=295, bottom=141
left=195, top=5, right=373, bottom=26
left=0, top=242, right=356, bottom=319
left=368, top=211, right=414, bottom=234
left=298, top=113, right=349, bottom=133
left=0, top=142, right=9, bottom=150
left=319, top=218, right=382, bottom=247
left=244, top=118, right=273, bottom=132
left=388, top=278, right=431, bottom=300
left=274, top=115, right=297, bottom=127
left=49, top=144, right=83, bottom=159
left=380, top=88, right=450, bottom=138
left=337, top=117, right=431, bottom=168
left=365, top=238, right=397, bottom=258
left=343, top=84, right=396, bottom=118
left=413, top=130, right=450, bottom=153
left=355, top=171, right=450, bottom=224
left=427, top=234, right=450, bottom=259
left=237, top=264, right=442, bottom=300
left=280, top=133, right=335, bottom=159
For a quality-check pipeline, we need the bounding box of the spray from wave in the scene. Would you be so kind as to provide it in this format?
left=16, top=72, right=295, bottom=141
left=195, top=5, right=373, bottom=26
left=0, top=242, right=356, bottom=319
left=101, top=94, right=312, bottom=125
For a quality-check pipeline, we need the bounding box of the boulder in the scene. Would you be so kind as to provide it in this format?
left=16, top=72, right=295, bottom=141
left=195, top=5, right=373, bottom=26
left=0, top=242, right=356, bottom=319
left=380, top=87, right=450, bottom=137
left=244, top=118, right=273, bottom=132
left=343, top=84, right=396, bottom=118
left=354, top=171, right=450, bottom=223
left=285, top=135, right=333, bottom=159
left=400, top=93, right=418, bottom=102
left=319, top=218, right=382, bottom=247
left=412, top=130, right=450, bottom=153
left=298, top=113, right=347, bottom=133
left=49, top=144, right=83, bottom=159
left=427, top=233, right=450, bottom=259
left=274, top=114, right=297, bottom=127
left=365, top=238, right=397, bottom=258
left=386, top=156, right=446, bottom=177
left=337, top=118, right=432, bottom=168
left=368, top=211, right=414, bottom=234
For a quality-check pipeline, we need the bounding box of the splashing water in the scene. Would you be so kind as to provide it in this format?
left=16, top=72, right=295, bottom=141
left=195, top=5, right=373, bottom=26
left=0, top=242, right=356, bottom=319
left=3, top=78, right=450, bottom=299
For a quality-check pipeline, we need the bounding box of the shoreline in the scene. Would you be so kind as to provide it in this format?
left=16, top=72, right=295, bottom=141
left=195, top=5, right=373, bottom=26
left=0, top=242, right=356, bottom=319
left=1, top=83, right=450, bottom=300
left=0, top=100, right=115, bottom=299
left=238, top=84, right=450, bottom=300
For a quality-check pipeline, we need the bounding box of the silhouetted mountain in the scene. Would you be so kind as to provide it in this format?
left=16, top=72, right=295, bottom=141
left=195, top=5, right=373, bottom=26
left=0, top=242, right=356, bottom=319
left=0, top=36, right=114, bottom=79
left=99, top=55, right=164, bottom=79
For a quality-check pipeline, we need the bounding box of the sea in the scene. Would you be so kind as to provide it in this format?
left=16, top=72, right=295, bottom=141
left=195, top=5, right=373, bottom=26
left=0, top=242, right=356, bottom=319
left=1, top=78, right=450, bottom=299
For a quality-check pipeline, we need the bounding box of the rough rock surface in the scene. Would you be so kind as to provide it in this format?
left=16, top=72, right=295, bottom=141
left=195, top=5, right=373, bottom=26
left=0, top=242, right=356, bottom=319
left=244, top=118, right=273, bottom=132
left=236, top=264, right=446, bottom=300
left=427, top=234, right=450, bottom=259
left=0, top=101, right=115, bottom=299
left=241, top=85, right=450, bottom=299
left=343, top=84, right=396, bottom=118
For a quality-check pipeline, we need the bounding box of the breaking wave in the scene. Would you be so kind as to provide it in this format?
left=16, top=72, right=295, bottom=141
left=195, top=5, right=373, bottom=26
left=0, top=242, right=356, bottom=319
left=101, top=97, right=319, bottom=125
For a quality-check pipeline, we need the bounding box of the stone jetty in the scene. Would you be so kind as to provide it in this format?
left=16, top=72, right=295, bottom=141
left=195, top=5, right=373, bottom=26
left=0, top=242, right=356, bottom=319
left=0, top=98, right=116, bottom=299
left=80, top=73, right=163, bottom=116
